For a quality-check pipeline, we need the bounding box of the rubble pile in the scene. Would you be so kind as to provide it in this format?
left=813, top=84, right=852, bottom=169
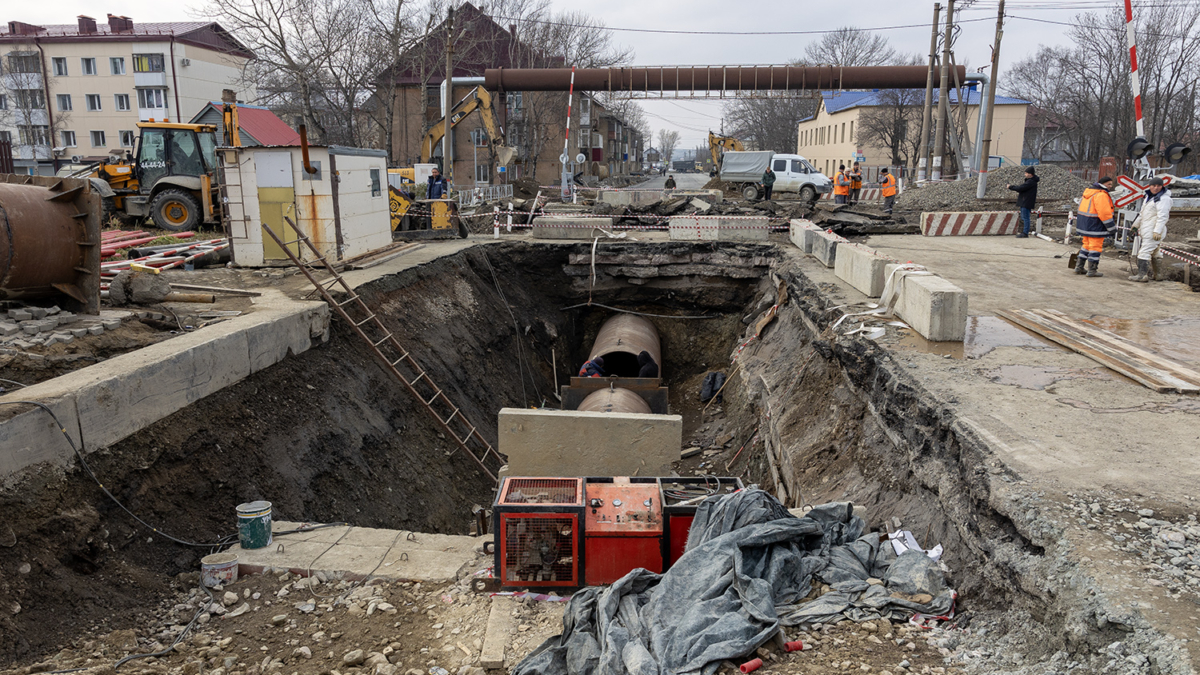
left=896, top=165, right=1091, bottom=213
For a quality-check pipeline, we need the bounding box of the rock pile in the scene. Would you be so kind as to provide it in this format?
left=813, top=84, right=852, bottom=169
left=896, top=165, right=1091, bottom=213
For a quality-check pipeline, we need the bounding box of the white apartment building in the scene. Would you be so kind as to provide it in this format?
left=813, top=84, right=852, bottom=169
left=0, top=14, right=252, bottom=174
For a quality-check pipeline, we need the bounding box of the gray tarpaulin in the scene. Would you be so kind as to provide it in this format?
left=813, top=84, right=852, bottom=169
left=512, top=489, right=955, bottom=675
left=718, top=151, right=772, bottom=183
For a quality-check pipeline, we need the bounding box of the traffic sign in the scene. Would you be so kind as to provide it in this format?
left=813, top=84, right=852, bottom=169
left=575, top=153, right=586, bottom=164
left=1114, top=175, right=1173, bottom=208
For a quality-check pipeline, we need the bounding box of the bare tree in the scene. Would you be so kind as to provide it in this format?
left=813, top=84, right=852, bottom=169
left=1, top=44, right=71, bottom=170
left=855, top=89, right=925, bottom=167
left=656, top=129, right=680, bottom=164
left=803, top=27, right=898, bottom=67
left=721, top=95, right=817, bottom=153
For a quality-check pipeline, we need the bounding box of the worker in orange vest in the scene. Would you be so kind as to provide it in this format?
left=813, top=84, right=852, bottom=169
left=880, top=168, right=898, bottom=214
left=1073, top=177, right=1116, bottom=277
left=849, top=162, right=863, bottom=204
left=833, top=165, right=850, bottom=204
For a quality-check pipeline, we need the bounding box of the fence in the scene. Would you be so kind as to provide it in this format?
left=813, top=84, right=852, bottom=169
left=457, top=183, right=514, bottom=207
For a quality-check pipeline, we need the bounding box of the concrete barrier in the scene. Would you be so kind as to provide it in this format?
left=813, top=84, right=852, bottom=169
left=669, top=216, right=770, bottom=242
left=921, top=211, right=1021, bottom=236
left=885, top=263, right=968, bottom=341
left=810, top=228, right=844, bottom=267
left=789, top=219, right=822, bottom=253
left=834, top=243, right=890, bottom=297
left=497, top=408, right=682, bottom=476
left=530, top=216, right=615, bottom=239
left=600, top=189, right=722, bottom=207
left=821, top=188, right=882, bottom=201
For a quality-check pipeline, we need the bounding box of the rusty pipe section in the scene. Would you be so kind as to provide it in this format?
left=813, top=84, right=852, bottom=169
left=577, top=387, right=653, bottom=415
left=589, top=314, right=660, bottom=379
left=0, top=182, right=93, bottom=304
left=298, top=124, right=318, bottom=174
left=485, top=65, right=963, bottom=93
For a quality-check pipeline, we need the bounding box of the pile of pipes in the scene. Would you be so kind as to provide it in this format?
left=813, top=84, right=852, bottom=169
left=101, top=230, right=195, bottom=258
left=101, top=238, right=230, bottom=296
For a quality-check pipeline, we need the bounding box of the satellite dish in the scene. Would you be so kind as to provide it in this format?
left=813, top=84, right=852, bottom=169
left=575, top=153, right=586, bottom=164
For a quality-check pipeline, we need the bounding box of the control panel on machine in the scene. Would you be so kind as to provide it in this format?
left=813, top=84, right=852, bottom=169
left=585, top=481, right=662, bottom=534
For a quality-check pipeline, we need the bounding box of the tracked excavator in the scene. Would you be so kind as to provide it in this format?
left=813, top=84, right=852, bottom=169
left=708, top=131, right=744, bottom=177
left=389, top=87, right=515, bottom=239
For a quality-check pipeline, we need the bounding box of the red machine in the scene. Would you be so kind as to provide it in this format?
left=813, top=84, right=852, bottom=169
left=493, top=477, right=584, bottom=587
left=660, top=477, right=745, bottom=568
left=584, top=477, right=663, bottom=585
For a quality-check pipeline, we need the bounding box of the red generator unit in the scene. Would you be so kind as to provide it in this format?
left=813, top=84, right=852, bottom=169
left=584, top=477, right=664, bottom=586
left=493, top=477, right=585, bottom=588
left=660, top=477, right=744, bottom=569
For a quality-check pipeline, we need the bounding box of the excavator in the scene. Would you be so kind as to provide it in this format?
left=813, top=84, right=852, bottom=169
left=708, top=131, right=745, bottom=177
left=77, top=101, right=242, bottom=233
left=389, top=86, right=514, bottom=238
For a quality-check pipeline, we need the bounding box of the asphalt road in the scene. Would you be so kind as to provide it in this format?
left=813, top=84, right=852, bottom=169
left=637, top=173, right=711, bottom=190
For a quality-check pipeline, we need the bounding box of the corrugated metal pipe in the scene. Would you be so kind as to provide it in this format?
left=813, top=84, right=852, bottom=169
left=484, top=65, right=965, bottom=92
left=588, top=314, right=661, bottom=378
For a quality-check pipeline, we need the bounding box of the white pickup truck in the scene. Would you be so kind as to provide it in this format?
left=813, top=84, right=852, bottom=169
left=720, top=151, right=832, bottom=202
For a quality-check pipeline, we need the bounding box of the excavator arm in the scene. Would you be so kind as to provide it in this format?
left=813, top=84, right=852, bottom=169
left=708, top=131, right=745, bottom=170
left=420, top=87, right=514, bottom=167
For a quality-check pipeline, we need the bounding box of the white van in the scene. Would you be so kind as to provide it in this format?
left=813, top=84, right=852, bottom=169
left=720, top=151, right=832, bottom=202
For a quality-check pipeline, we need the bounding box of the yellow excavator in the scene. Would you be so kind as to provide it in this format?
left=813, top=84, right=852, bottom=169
left=389, top=86, right=514, bottom=238
left=80, top=102, right=242, bottom=232
left=708, top=131, right=745, bottom=177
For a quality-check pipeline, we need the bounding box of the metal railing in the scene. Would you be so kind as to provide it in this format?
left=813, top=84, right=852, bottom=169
left=457, top=183, right=514, bottom=207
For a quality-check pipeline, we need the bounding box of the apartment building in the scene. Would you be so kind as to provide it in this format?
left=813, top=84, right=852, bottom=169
left=0, top=14, right=252, bottom=174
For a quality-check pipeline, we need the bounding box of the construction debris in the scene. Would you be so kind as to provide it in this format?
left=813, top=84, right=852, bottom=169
left=896, top=164, right=1091, bottom=213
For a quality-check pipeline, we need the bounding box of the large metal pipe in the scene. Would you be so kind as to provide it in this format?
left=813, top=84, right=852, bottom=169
left=577, top=387, right=653, bottom=415
left=588, top=314, right=661, bottom=378
left=485, top=65, right=965, bottom=93
left=0, top=180, right=99, bottom=311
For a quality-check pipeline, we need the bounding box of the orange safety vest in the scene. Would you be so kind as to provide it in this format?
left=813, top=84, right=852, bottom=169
left=881, top=174, right=897, bottom=197
left=834, top=172, right=850, bottom=196
left=850, top=169, right=863, bottom=190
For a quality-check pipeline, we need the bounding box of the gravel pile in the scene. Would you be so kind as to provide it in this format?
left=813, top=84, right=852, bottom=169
left=896, top=165, right=1091, bottom=212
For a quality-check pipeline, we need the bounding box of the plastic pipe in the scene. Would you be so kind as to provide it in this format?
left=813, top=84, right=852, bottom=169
left=739, top=659, right=763, bottom=673
left=785, top=641, right=804, bottom=652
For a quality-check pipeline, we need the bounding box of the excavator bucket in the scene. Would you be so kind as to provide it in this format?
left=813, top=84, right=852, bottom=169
left=495, top=146, right=516, bottom=167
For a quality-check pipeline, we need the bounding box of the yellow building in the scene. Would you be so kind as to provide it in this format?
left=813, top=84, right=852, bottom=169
left=796, top=90, right=1029, bottom=180
left=1, top=15, right=252, bottom=174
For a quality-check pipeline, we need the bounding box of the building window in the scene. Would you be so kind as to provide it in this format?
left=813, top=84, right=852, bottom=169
left=0, top=130, right=10, bottom=144
left=120, top=130, right=135, bottom=147
left=137, top=88, right=165, bottom=109
left=114, top=94, right=131, bottom=111
left=7, top=52, right=40, bottom=73
left=57, top=94, right=72, bottom=111
left=110, top=57, right=126, bottom=75
left=470, top=128, right=487, bottom=146
left=18, top=125, right=50, bottom=145
left=133, top=54, right=165, bottom=73
left=86, top=94, right=102, bottom=111
left=14, top=89, right=46, bottom=110
left=90, top=130, right=106, bottom=147
left=475, top=163, right=490, bottom=183
left=0, top=94, right=6, bottom=110
left=370, top=168, right=381, bottom=197
left=849, top=120, right=854, bottom=142
left=52, top=57, right=68, bottom=76
left=81, top=58, right=97, bottom=76
left=60, top=130, right=76, bottom=147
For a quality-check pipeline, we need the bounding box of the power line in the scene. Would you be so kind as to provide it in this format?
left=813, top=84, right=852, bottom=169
left=489, top=14, right=998, bottom=36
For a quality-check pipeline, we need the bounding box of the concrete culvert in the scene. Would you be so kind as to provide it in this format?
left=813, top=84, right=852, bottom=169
left=577, top=387, right=653, bottom=414
left=589, top=314, right=661, bottom=378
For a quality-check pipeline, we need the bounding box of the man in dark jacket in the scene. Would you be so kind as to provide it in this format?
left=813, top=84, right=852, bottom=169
left=636, top=351, right=659, bottom=378
left=762, top=167, right=776, bottom=200
left=664, top=175, right=677, bottom=189
left=427, top=167, right=450, bottom=199
left=1007, top=167, right=1039, bottom=238
left=579, top=356, right=605, bottom=378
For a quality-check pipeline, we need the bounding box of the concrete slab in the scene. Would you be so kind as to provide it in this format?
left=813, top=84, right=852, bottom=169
left=810, top=228, right=844, bottom=267
left=480, top=597, right=518, bottom=669
left=229, top=521, right=488, bottom=582
left=498, top=408, right=682, bottom=477
left=668, top=217, right=770, bottom=242
left=884, top=263, right=968, bottom=341
left=599, top=189, right=722, bottom=207
left=834, top=243, right=890, bottom=297
left=789, top=219, right=822, bottom=253
left=530, top=217, right=615, bottom=240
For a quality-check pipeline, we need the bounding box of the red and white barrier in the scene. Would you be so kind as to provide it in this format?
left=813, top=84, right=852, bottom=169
left=920, top=211, right=1021, bottom=236
left=821, top=188, right=882, bottom=201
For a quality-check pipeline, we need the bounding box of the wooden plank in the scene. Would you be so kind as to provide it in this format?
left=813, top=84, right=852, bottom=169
left=169, top=283, right=262, bottom=297
left=480, top=596, right=517, bottom=669
left=997, top=310, right=1200, bottom=393
left=350, top=243, right=425, bottom=270
left=1036, top=309, right=1200, bottom=387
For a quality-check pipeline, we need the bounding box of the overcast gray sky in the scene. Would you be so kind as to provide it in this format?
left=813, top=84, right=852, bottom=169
left=8, top=0, right=1108, bottom=150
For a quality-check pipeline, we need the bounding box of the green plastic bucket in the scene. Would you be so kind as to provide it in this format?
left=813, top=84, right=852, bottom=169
left=236, top=500, right=273, bottom=549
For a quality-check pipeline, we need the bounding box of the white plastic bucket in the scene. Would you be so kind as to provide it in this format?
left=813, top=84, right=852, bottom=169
left=200, top=552, right=239, bottom=588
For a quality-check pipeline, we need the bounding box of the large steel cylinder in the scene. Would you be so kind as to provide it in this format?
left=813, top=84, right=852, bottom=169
left=577, top=387, right=653, bottom=415
left=0, top=180, right=97, bottom=308
left=589, top=314, right=660, bottom=378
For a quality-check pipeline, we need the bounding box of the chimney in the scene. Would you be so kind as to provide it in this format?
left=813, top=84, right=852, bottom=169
left=107, top=14, right=133, bottom=32
left=7, top=21, right=46, bottom=35
left=78, top=15, right=97, bottom=33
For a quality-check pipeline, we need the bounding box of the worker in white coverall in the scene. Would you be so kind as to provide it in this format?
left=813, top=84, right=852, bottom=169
left=1128, top=177, right=1171, bottom=283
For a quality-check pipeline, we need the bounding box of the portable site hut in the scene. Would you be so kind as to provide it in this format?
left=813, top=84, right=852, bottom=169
left=220, top=145, right=393, bottom=266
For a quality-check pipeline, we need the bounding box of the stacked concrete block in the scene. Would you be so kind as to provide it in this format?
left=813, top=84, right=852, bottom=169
left=789, top=219, right=822, bottom=253
left=834, top=244, right=890, bottom=298
left=530, top=216, right=615, bottom=240
left=884, top=263, right=968, bottom=341
left=668, top=216, right=769, bottom=242
left=809, top=228, right=843, bottom=268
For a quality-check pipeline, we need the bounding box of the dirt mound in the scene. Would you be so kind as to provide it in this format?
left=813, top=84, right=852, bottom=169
left=896, top=165, right=1090, bottom=212
left=510, top=178, right=541, bottom=199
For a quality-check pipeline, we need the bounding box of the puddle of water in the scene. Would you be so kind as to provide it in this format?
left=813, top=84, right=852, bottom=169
left=979, top=364, right=1111, bottom=390
left=1082, top=316, right=1200, bottom=368
left=892, top=315, right=1054, bottom=359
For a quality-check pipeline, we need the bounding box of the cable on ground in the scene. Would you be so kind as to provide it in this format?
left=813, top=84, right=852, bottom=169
left=560, top=301, right=718, bottom=319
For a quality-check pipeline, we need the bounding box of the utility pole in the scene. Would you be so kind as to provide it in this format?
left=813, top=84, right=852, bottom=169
left=931, top=0, right=955, bottom=182
left=917, top=3, right=941, bottom=184
left=976, top=0, right=1004, bottom=199
left=444, top=6, right=455, bottom=190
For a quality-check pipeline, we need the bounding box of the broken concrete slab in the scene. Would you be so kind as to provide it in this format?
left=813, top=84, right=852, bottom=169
left=884, top=263, right=968, bottom=341
left=498, top=408, right=682, bottom=477
left=834, top=243, right=890, bottom=297
left=530, top=216, right=615, bottom=240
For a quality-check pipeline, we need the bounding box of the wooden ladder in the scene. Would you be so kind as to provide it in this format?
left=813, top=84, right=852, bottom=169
left=262, top=218, right=503, bottom=481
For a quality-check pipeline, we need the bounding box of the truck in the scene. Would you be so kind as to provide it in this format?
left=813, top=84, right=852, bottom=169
left=720, top=151, right=831, bottom=202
